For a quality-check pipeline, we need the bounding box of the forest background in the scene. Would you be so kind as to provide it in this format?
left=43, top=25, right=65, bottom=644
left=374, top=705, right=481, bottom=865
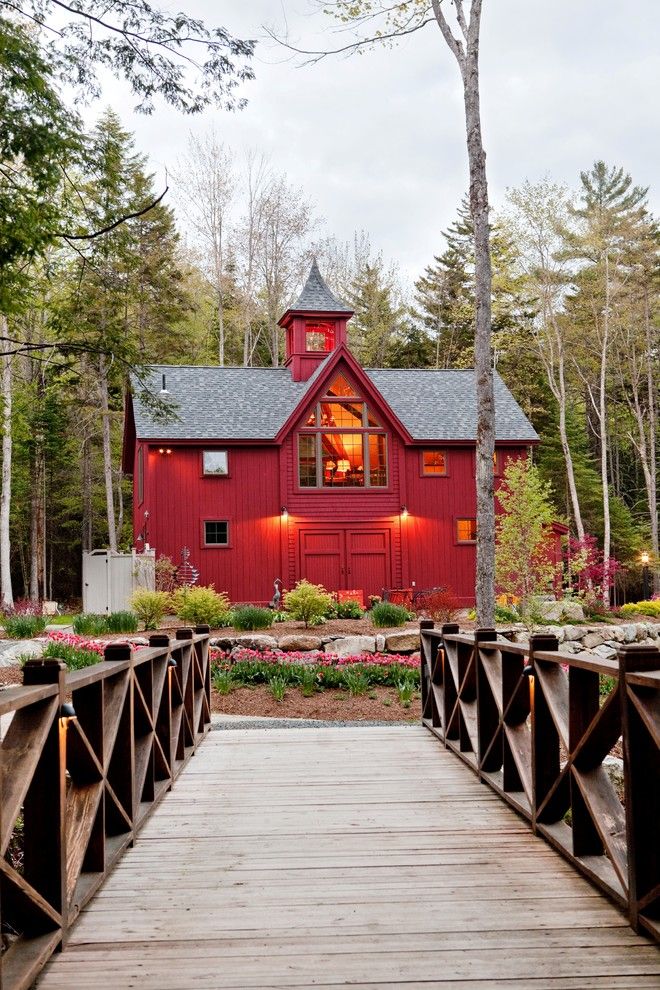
left=2, top=12, right=658, bottom=606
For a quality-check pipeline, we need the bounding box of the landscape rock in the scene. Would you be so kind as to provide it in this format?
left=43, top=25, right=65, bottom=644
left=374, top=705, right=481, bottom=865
left=562, top=625, right=583, bottom=642
left=384, top=631, right=421, bottom=653
left=0, top=640, right=44, bottom=666
left=234, top=634, right=279, bottom=652
left=621, top=624, right=638, bottom=643
left=127, top=636, right=149, bottom=646
left=561, top=641, right=581, bottom=653
left=210, top=636, right=236, bottom=652
left=560, top=601, right=585, bottom=622
left=538, top=601, right=563, bottom=622
left=375, top=634, right=386, bottom=652
left=582, top=632, right=605, bottom=649
left=278, top=634, right=323, bottom=652
left=635, top=624, right=649, bottom=641
left=331, top=635, right=376, bottom=656
left=594, top=644, right=617, bottom=660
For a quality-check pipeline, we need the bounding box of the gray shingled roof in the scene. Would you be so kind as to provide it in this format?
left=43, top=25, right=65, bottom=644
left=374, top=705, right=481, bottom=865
left=132, top=365, right=537, bottom=443
left=289, top=260, right=352, bottom=313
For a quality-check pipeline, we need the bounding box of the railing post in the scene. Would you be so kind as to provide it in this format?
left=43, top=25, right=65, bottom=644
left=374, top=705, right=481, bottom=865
left=618, top=643, right=660, bottom=933
left=528, top=633, right=559, bottom=835
left=21, top=659, right=68, bottom=941
left=103, top=643, right=136, bottom=830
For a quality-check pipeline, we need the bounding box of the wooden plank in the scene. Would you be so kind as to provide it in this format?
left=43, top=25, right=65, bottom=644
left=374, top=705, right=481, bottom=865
left=36, top=725, right=658, bottom=990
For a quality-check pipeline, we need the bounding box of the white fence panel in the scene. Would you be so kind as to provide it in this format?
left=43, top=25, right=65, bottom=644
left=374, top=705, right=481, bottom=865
left=82, top=550, right=155, bottom=614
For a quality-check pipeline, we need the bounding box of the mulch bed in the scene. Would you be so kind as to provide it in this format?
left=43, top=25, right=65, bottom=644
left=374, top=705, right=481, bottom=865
left=211, top=684, right=420, bottom=721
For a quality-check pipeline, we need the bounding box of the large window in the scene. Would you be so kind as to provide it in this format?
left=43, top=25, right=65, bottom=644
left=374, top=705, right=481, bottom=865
left=298, top=374, right=387, bottom=488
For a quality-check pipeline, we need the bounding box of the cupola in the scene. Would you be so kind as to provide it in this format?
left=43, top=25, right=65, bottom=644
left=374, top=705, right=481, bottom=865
left=279, top=261, right=353, bottom=381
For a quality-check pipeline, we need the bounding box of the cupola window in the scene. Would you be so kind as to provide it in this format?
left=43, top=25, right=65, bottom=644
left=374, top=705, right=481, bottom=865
left=297, top=374, right=387, bottom=488
left=305, top=321, right=335, bottom=352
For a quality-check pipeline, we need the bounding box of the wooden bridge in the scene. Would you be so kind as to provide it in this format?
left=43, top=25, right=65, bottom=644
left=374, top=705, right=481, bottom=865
left=0, top=627, right=658, bottom=989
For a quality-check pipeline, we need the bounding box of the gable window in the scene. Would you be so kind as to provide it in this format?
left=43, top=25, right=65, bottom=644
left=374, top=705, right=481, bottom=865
left=297, top=374, right=388, bottom=488
left=422, top=450, right=447, bottom=476
left=456, top=518, right=477, bottom=543
left=305, top=321, right=335, bottom=353
left=203, top=450, right=228, bottom=476
left=204, top=520, right=229, bottom=546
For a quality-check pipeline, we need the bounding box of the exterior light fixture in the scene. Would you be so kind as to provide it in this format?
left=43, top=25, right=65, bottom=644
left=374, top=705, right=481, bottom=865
left=400, top=506, right=409, bottom=518
left=165, top=448, right=172, bottom=455
left=167, top=656, right=177, bottom=669
left=522, top=665, right=534, bottom=678
left=641, top=551, right=650, bottom=565
left=281, top=506, right=288, bottom=518
left=60, top=701, right=77, bottom=722
left=158, top=447, right=165, bottom=454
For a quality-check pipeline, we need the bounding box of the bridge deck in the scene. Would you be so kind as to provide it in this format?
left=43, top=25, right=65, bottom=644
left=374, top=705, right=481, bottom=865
left=38, top=725, right=659, bottom=989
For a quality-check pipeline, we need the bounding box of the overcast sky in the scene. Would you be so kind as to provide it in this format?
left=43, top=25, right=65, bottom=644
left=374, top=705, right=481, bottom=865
left=97, top=1, right=659, bottom=283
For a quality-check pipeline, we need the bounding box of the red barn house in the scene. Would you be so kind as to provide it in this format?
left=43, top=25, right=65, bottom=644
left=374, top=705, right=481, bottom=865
left=122, top=262, right=538, bottom=605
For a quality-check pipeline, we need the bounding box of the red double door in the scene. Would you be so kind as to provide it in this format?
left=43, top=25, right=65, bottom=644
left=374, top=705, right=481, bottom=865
left=298, top=526, right=392, bottom=599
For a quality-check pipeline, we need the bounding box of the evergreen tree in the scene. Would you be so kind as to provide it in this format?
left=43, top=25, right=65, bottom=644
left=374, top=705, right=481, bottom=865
left=348, top=259, right=407, bottom=366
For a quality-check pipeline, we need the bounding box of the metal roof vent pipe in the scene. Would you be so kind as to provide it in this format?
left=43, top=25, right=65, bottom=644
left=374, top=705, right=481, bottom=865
left=160, top=373, right=169, bottom=395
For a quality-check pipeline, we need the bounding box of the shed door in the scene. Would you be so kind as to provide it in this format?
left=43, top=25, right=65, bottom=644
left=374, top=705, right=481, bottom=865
left=298, top=527, right=392, bottom=598
left=299, top=530, right=344, bottom=591
left=346, top=529, right=391, bottom=597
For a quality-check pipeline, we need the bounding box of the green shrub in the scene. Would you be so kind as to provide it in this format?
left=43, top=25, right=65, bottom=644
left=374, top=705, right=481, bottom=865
left=2, top=614, right=47, bottom=638
left=212, top=670, right=235, bottom=695
left=333, top=598, right=365, bottom=620
left=283, top=580, right=334, bottom=628
left=106, top=611, right=139, bottom=633
left=370, top=602, right=409, bottom=628
left=494, top=603, right=520, bottom=623
left=172, top=585, right=232, bottom=627
left=620, top=600, right=660, bottom=618
left=73, top=613, right=109, bottom=635
left=269, top=675, right=287, bottom=702
left=41, top=640, right=101, bottom=670
left=232, top=605, right=274, bottom=631
left=129, top=590, right=171, bottom=630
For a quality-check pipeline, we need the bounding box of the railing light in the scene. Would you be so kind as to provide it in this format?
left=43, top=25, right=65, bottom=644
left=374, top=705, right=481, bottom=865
left=60, top=701, right=77, bottom=724
left=522, top=665, right=534, bottom=678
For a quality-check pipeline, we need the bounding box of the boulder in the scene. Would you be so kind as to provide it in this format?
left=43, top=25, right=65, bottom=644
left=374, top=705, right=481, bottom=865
left=604, top=626, right=624, bottom=643
left=331, top=635, right=376, bottom=657
left=384, top=631, right=421, bottom=653
left=582, top=632, right=605, bottom=649
left=560, top=601, right=585, bottom=622
left=594, top=644, right=617, bottom=660
left=277, top=634, right=323, bottom=652
left=561, top=641, right=581, bottom=654
left=0, top=639, right=44, bottom=667
left=539, top=600, right=563, bottom=622
left=211, top=636, right=236, bottom=652
left=635, top=624, right=649, bottom=641
left=622, top=624, right=638, bottom=644
left=234, top=634, right=279, bottom=652
left=127, top=636, right=149, bottom=646
left=562, top=625, right=583, bottom=642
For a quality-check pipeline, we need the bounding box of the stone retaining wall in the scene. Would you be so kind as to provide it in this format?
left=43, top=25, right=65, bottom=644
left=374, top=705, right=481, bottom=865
left=210, top=622, right=660, bottom=662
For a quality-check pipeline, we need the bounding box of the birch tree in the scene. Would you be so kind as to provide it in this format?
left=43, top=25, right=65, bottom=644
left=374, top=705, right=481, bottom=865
left=506, top=180, right=586, bottom=540
left=173, top=134, right=235, bottom=365
left=283, top=0, right=496, bottom=624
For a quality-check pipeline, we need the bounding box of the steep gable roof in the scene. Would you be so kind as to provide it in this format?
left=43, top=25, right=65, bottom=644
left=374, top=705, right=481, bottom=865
left=131, top=364, right=538, bottom=443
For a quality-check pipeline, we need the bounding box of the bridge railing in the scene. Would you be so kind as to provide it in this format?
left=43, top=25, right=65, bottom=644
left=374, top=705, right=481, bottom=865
left=421, top=624, right=660, bottom=943
left=0, top=626, right=211, bottom=990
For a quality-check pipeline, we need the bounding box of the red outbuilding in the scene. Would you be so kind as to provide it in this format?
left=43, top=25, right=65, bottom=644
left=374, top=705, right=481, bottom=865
left=122, top=262, right=539, bottom=605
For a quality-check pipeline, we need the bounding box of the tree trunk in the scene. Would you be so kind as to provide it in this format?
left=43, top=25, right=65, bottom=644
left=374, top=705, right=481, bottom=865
left=0, top=317, right=14, bottom=608
left=557, top=353, right=585, bottom=540
left=599, top=254, right=611, bottom=605
left=99, top=358, right=117, bottom=552
left=29, top=447, right=45, bottom=601
left=81, top=433, right=93, bottom=553
left=462, top=7, right=495, bottom=627
left=644, top=291, right=659, bottom=592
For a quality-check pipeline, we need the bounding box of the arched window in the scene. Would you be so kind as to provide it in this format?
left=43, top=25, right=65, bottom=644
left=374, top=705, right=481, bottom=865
left=298, top=374, right=387, bottom=488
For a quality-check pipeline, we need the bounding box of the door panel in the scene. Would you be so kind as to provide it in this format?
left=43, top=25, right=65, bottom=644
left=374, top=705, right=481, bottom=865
left=346, top=529, right=391, bottom=599
left=299, top=530, right=344, bottom=590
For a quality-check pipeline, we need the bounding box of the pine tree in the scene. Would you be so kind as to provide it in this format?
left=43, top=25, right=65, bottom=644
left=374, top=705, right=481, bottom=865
left=348, top=259, right=407, bottom=366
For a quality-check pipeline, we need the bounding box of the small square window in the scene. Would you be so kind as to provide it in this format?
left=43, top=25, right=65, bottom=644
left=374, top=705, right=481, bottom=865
left=456, top=518, right=477, bottom=543
left=204, top=521, right=229, bottom=545
left=422, top=450, right=447, bottom=476
left=203, top=450, right=228, bottom=476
